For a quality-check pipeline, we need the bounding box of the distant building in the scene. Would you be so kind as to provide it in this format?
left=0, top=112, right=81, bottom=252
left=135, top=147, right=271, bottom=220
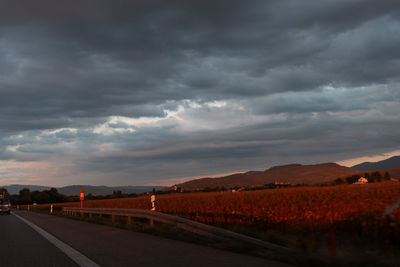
left=172, top=185, right=183, bottom=192
left=354, top=177, right=368, bottom=184
left=231, top=187, right=245, bottom=192
left=273, top=181, right=290, bottom=186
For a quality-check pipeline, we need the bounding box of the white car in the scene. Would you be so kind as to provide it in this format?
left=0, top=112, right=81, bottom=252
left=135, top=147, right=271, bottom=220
left=0, top=198, right=11, bottom=215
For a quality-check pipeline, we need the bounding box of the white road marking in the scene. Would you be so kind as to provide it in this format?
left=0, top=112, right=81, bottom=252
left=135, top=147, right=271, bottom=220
left=13, top=213, right=100, bottom=267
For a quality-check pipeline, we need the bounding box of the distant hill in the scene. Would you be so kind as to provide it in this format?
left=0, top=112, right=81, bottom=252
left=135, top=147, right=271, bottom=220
left=0, top=184, right=51, bottom=195
left=176, top=163, right=361, bottom=191
left=58, top=185, right=164, bottom=196
left=352, top=156, right=400, bottom=171
left=245, top=170, right=263, bottom=175
left=0, top=184, right=164, bottom=196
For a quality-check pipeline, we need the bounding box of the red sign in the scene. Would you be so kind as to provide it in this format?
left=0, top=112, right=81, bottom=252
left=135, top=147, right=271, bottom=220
left=80, top=190, right=85, bottom=201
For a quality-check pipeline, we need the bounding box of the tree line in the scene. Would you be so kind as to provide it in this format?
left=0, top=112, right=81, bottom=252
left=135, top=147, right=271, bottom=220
left=0, top=188, right=139, bottom=205
left=333, top=171, right=392, bottom=185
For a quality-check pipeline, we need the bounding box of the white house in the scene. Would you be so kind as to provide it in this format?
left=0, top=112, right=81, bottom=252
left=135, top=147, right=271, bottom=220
left=354, top=177, right=368, bottom=184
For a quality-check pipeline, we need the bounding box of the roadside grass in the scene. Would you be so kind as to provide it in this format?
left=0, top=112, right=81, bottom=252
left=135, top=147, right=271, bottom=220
left=18, top=207, right=400, bottom=267
left=221, top=224, right=400, bottom=267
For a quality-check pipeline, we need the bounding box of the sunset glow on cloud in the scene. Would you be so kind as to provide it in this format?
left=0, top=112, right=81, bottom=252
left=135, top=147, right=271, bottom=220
left=0, top=1, right=399, bottom=186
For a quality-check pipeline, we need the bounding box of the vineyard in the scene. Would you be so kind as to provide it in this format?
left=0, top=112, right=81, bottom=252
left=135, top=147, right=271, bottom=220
left=41, top=181, right=400, bottom=245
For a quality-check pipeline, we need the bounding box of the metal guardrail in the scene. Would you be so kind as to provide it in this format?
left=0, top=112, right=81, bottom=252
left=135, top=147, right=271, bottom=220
left=383, top=200, right=400, bottom=217
left=63, top=207, right=292, bottom=253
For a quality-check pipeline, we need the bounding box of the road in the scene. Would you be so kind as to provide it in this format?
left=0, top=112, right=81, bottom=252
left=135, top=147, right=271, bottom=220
left=0, top=212, right=77, bottom=267
left=0, top=210, right=292, bottom=267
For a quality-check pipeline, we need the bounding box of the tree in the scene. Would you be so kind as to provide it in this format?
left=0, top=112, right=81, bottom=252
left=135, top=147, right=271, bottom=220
left=47, top=188, right=64, bottom=203
left=383, top=171, right=391, bottom=181
left=333, top=178, right=344, bottom=185
left=0, top=188, right=9, bottom=197
left=371, top=171, right=382, bottom=182
left=113, top=190, right=122, bottom=196
left=345, top=175, right=360, bottom=184
left=19, top=188, right=31, bottom=204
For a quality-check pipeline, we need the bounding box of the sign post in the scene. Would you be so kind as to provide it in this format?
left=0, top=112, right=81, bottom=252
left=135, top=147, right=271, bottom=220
left=80, top=190, right=85, bottom=208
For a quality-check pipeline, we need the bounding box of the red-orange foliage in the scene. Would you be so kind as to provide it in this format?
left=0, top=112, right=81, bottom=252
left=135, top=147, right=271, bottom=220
left=36, top=182, right=400, bottom=236
left=157, top=182, right=400, bottom=232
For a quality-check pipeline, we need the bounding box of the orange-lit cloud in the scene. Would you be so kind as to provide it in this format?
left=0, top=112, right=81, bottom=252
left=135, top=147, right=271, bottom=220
left=0, top=160, right=75, bottom=186
left=337, top=150, right=400, bottom=167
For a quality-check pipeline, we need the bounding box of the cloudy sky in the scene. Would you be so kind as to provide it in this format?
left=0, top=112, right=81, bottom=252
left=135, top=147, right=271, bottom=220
left=0, top=0, right=399, bottom=186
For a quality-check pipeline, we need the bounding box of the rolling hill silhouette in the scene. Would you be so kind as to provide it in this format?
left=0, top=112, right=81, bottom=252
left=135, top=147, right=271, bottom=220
left=176, top=163, right=361, bottom=190
left=352, top=156, right=400, bottom=171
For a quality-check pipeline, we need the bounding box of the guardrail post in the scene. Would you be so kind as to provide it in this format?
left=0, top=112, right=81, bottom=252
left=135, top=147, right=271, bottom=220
left=151, top=194, right=156, bottom=211
left=50, top=204, right=53, bottom=214
left=112, top=215, right=115, bottom=223
left=127, top=216, right=131, bottom=224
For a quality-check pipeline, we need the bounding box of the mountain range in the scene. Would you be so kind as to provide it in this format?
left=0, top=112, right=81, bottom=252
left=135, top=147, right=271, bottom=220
left=175, top=163, right=361, bottom=191
left=175, top=157, right=400, bottom=191
left=0, top=184, right=164, bottom=196
left=351, top=156, right=400, bottom=171
left=2, top=156, right=399, bottom=194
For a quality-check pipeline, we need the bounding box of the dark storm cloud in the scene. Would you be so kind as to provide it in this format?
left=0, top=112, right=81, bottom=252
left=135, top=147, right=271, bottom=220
left=68, top=108, right=400, bottom=185
left=1, top=0, right=400, bottom=185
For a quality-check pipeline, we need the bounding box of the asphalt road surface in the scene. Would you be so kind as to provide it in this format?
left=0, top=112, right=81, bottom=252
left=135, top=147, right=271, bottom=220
left=0, top=212, right=78, bottom=267
left=1, top=210, right=292, bottom=267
